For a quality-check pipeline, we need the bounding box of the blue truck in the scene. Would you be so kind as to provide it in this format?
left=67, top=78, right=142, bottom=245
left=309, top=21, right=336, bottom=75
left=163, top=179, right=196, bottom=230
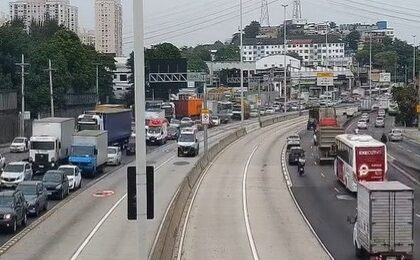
left=77, top=105, right=132, bottom=149
left=69, top=130, right=108, bottom=177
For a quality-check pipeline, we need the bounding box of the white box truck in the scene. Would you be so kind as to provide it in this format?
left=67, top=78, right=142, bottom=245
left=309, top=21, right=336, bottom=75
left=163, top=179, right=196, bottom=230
left=351, top=181, right=414, bottom=260
left=69, top=130, right=108, bottom=177
left=30, top=117, right=75, bottom=173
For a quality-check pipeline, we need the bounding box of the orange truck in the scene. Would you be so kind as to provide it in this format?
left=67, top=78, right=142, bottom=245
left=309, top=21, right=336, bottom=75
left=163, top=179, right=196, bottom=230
left=174, top=98, right=203, bottom=119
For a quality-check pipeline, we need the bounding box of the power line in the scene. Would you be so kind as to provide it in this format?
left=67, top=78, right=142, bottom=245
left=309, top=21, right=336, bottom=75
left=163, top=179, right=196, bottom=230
left=343, top=0, right=420, bottom=19
left=362, top=0, right=420, bottom=15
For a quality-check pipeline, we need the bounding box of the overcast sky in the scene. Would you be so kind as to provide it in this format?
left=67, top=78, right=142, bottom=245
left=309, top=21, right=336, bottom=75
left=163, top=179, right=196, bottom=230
left=1, top=0, right=420, bottom=55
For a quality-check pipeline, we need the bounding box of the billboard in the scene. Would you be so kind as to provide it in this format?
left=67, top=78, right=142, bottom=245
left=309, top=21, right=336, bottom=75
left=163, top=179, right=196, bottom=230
left=379, top=73, right=391, bottom=82
left=317, top=72, right=334, bottom=86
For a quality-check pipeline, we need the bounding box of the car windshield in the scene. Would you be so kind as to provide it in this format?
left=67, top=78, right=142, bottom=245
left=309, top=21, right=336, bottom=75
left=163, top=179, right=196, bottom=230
left=179, top=134, right=195, bottom=143
left=171, top=119, right=180, bottom=125
left=17, top=184, right=37, bottom=195
left=4, top=164, right=24, bottom=173
left=58, top=167, right=75, bottom=176
left=31, top=141, right=54, bottom=150
left=71, top=146, right=94, bottom=156
left=107, top=148, right=117, bottom=154
left=393, top=130, right=402, bottom=134
left=13, top=138, right=25, bottom=143
left=43, top=173, right=62, bottom=183
left=0, top=196, right=14, bottom=207
left=148, top=127, right=162, bottom=134
left=168, top=127, right=177, bottom=134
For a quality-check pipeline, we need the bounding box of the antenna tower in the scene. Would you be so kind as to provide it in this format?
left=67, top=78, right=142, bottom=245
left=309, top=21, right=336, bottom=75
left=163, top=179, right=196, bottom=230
left=260, top=0, right=270, bottom=26
left=292, top=0, right=302, bottom=19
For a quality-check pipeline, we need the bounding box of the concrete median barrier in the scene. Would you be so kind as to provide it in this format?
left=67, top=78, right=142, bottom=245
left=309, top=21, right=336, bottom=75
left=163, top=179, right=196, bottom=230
left=150, top=113, right=305, bottom=260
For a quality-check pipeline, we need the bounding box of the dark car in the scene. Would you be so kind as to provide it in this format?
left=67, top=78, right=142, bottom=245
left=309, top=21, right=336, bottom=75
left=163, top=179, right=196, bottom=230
left=0, top=190, right=27, bottom=233
left=17, top=181, right=48, bottom=216
left=42, top=170, right=69, bottom=200
left=167, top=126, right=179, bottom=140
left=126, top=134, right=136, bottom=156
left=288, top=147, right=305, bottom=165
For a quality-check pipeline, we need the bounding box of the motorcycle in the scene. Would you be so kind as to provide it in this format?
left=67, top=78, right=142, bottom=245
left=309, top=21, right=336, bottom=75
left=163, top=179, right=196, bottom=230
left=298, top=157, right=306, bottom=176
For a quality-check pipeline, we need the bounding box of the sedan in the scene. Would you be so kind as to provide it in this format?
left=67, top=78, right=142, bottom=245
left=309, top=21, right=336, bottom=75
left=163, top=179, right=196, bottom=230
left=211, top=116, right=221, bottom=126
left=16, top=181, right=48, bottom=216
left=388, top=129, right=403, bottom=142
left=357, top=120, right=368, bottom=129
left=58, top=165, right=82, bottom=190
left=265, top=107, right=276, bottom=114
left=0, top=154, right=5, bottom=171
left=9, top=137, right=29, bottom=153
left=42, top=170, right=70, bottom=200
left=375, top=117, right=385, bottom=128
left=107, top=146, right=122, bottom=166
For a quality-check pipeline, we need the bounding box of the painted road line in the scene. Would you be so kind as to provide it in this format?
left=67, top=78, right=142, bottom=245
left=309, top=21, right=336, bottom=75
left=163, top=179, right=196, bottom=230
left=242, top=145, right=260, bottom=260
left=334, top=188, right=340, bottom=194
left=320, top=172, right=326, bottom=178
left=416, top=154, right=420, bottom=158
left=407, top=149, right=412, bottom=153
left=70, top=194, right=127, bottom=260
left=416, top=214, right=420, bottom=219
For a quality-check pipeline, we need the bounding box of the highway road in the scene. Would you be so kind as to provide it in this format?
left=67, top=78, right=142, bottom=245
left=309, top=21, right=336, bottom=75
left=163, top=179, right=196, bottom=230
left=0, top=113, right=282, bottom=259
left=287, top=112, right=420, bottom=260
left=180, top=117, right=330, bottom=260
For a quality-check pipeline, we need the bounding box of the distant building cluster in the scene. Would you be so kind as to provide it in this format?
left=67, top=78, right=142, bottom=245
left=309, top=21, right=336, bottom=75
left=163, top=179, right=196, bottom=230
left=9, top=0, right=78, bottom=33
left=78, top=28, right=96, bottom=46
left=95, top=0, right=123, bottom=56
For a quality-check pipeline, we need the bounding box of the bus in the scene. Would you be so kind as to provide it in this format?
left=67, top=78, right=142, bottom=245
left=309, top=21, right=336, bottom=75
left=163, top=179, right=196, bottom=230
left=334, top=134, right=387, bottom=192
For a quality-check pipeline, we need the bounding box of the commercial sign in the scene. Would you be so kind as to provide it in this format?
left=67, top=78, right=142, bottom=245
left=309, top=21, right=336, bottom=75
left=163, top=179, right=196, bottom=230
left=317, top=72, right=334, bottom=86
left=379, top=73, right=391, bottom=82
left=201, top=109, right=210, bottom=125
left=417, top=104, right=420, bottom=113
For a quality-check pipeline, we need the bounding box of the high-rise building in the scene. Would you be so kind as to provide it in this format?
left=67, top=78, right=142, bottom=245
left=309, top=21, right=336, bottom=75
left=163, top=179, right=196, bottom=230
left=95, top=0, right=122, bottom=56
left=78, top=28, right=96, bottom=46
left=9, top=0, right=78, bottom=33
left=0, top=11, right=8, bottom=26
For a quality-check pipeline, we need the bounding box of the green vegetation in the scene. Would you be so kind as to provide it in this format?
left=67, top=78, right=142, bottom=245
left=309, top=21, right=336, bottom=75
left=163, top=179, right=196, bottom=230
left=392, top=86, right=417, bottom=126
left=0, top=19, right=115, bottom=115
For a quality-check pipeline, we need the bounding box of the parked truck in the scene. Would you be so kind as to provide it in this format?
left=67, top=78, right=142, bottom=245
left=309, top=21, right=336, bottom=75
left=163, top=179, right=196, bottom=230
left=30, top=117, right=75, bottom=173
left=77, top=105, right=132, bottom=148
left=359, top=99, right=372, bottom=111
left=174, top=98, right=203, bottom=119
left=69, top=130, right=108, bottom=177
left=351, top=181, right=414, bottom=260
left=314, top=107, right=344, bottom=164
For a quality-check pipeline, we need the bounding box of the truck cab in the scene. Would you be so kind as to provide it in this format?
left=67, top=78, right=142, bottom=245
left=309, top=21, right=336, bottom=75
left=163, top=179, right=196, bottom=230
left=30, top=136, right=62, bottom=172
left=69, top=144, right=98, bottom=176
left=146, top=118, right=168, bottom=145
left=177, top=128, right=199, bottom=157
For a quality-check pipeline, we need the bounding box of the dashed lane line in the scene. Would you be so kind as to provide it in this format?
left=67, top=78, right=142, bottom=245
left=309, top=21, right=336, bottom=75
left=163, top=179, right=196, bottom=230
left=334, top=188, right=340, bottom=194
left=416, top=214, right=420, bottom=219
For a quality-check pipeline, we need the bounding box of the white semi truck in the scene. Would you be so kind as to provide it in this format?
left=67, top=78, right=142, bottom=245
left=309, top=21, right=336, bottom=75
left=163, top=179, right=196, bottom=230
left=351, top=181, right=414, bottom=260
left=30, top=117, right=75, bottom=173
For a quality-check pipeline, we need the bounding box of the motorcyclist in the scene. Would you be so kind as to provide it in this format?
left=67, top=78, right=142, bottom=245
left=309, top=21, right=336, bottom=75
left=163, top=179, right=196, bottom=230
left=297, top=152, right=306, bottom=175
left=381, top=133, right=388, bottom=144
left=354, top=128, right=359, bottom=135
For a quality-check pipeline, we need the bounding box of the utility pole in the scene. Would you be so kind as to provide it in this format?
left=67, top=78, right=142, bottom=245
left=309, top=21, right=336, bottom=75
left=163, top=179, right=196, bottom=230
left=369, top=30, right=372, bottom=107
left=93, top=63, right=101, bottom=104
left=282, top=4, right=288, bottom=114
left=412, top=35, right=416, bottom=84
left=133, top=0, right=147, bottom=259
left=325, top=21, right=329, bottom=67
left=16, top=54, right=29, bottom=137
left=44, top=59, right=56, bottom=117
left=203, top=81, right=208, bottom=153
left=240, top=0, right=244, bottom=126
left=258, top=80, right=261, bottom=126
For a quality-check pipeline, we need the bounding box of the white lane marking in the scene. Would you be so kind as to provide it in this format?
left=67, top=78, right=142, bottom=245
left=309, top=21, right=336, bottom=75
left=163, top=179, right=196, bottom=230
left=416, top=154, right=420, bottom=158
left=320, top=172, right=326, bottom=178
left=242, top=145, right=260, bottom=260
left=416, top=214, right=420, bottom=219
left=407, top=149, right=412, bottom=153
left=156, top=155, right=176, bottom=171
left=334, top=188, right=340, bottom=194
left=70, top=194, right=127, bottom=260
left=387, top=158, right=420, bottom=186
left=397, top=144, right=403, bottom=149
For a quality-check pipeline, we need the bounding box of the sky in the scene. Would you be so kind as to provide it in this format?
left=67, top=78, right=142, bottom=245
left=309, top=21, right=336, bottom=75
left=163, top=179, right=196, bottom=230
left=1, top=0, right=420, bottom=56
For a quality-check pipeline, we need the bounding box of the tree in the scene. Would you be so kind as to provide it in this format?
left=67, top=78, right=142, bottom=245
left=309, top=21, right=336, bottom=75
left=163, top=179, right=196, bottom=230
left=146, top=43, right=181, bottom=60
left=215, top=45, right=240, bottom=61
left=392, top=86, right=417, bottom=126
left=244, top=21, right=261, bottom=39
left=344, top=30, right=360, bottom=52
left=374, top=51, right=398, bottom=72
left=329, top=22, right=337, bottom=29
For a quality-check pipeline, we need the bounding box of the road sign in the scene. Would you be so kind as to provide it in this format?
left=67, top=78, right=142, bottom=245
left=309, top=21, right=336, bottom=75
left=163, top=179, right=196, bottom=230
left=187, top=73, right=206, bottom=82
left=256, top=96, right=262, bottom=106
left=201, top=109, right=210, bottom=125
left=380, top=73, right=391, bottom=82
left=317, top=72, right=334, bottom=86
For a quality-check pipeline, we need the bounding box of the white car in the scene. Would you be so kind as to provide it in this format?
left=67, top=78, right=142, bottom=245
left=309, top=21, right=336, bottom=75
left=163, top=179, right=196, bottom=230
left=361, top=113, right=370, bottom=122
left=374, top=117, right=385, bottom=128
left=265, top=107, right=276, bottom=114
left=378, top=109, right=386, bottom=117
left=211, top=116, right=221, bottom=126
left=1, top=162, right=32, bottom=188
left=273, top=105, right=281, bottom=112
left=388, top=129, right=403, bottom=142
left=10, top=137, right=29, bottom=153
left=58, top=165, right=82, bottom=190
left=107, top=146, right=122, bottom=166
left=357, top=120, right=368, bottom=129
left=0, top=154, right=5, bottom=171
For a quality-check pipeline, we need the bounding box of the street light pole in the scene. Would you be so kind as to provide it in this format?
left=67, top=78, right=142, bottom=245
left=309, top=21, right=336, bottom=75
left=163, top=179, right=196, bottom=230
left=240, top=0, right=244, bottom=126
left=93, top=63, right=101, bottom=104
left=369, top=30, right=372, bottom=107
left=203, top=81, right=208, bottom=153
left=133, top=0, right=147, bottom=259
left=325, top=21, right=329, bottom=67
left=282, top=4, right=288, bottom=114
left=412, top=35, right=416, bottom=84
left=16, top=54, right=29, bottom=137
left=45, top=59, right=56, bottom=117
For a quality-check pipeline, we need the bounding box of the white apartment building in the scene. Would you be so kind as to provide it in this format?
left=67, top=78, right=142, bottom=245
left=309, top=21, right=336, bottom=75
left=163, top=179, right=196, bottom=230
left=242, top=37, right=345, bottom=67
left=95, top=0, right=123, bottom=56
left=9, top=0, right=78, bottom=33
left=78, top=28, right=96, bottom=46
left=112, top=57, right=132, bottom=100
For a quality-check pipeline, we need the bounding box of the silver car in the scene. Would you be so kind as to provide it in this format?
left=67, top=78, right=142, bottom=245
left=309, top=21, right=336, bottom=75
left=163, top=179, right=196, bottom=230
left=388, top=129, right=403, bottom=142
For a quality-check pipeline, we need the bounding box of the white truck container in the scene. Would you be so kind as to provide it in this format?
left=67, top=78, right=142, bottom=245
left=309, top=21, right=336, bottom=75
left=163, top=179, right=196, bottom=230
left=69, top=130, right=108, bottom=177
left=359, top=99, right=372, bottom=111
left=30, top=117, right=75, bottom=172
left=379, top=98, right=390, bottom=111
left=352, top=181, right=414, bottom=259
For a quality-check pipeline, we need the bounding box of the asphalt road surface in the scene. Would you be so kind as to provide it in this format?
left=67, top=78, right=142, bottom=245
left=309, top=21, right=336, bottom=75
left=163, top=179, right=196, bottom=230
left=180, top=117, right=330, bottom=259
left=288, top=114, right=420, bottom=260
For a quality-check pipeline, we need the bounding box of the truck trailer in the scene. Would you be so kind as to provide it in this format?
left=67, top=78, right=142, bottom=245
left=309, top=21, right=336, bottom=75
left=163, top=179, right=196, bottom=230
left=69, top=130, right=108, bottom=177
left=30, top=117, right=75, bottom=173
left=352, top=181, right=414, bottom=260
left=174, top=98, right=203, bottom=119
left=77, top=105, right=132, bottom=148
